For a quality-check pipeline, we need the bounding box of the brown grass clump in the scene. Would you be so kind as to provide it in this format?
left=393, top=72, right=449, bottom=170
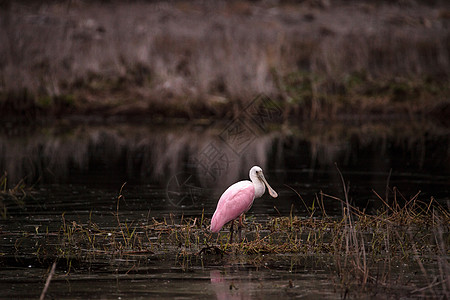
left=5, top=171, right=448, bottom=297
left=22, top=177, right=447, bottom=295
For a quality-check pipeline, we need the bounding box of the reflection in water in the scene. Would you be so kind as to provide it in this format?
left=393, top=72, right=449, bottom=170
left=0, top=120, right=449, bottom=206
left=210, top=270, right=242, bottom=300
left=0, top=122, right=276, bottom=189
left=0, top=120, right=448, bottom=299
left=208, top=256, right=339, bottom=299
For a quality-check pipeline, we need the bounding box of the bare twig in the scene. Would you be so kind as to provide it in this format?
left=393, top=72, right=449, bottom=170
left=40, top=261, right=57, bottom=300
left=284, top=184, right=311, bottom=215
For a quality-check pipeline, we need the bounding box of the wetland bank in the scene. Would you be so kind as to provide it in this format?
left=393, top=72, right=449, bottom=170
left=1, top=0, right=449, bottom=119
left=1, top=0, right=450, bottom=299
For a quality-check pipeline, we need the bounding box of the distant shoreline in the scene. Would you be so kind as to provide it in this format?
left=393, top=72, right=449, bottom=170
left=1, top=1, right=449, bottom=120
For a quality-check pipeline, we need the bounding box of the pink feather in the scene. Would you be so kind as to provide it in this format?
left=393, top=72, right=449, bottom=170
left=210, top=180, right=255, bottom=233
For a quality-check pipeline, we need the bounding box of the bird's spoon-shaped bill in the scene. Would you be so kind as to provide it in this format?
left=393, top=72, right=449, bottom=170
left=259, top=173, right=278, bottom=198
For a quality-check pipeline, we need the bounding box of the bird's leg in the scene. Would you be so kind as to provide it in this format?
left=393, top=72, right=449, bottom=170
left=238, top=215, right=243, bottom=243
left=240, top=214, right=246, bottom=228
left=229, top=220, right=234, bottom=244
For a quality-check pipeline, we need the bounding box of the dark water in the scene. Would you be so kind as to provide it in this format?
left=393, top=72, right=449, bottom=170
left=1, top=119, right=449, bottom=213
left=0, top=119, right=449, bottom=298
left=1, top=253, right=439, bottom=299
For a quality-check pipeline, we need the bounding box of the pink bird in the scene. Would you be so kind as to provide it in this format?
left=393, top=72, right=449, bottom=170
left=210, top=166, right=278, bottom=242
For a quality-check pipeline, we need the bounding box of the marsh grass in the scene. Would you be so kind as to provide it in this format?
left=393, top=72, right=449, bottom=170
left=0, top=171, right=33, bottom=219
left=4, top=167, right=447, bottom=297
left=21, top=176, right=447, bottom=297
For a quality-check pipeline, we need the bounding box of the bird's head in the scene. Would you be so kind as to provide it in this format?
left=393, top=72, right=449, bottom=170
left=250, top=166, right=278, bottom=198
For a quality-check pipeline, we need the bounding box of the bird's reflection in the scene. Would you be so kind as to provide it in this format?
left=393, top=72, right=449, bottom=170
left=210, top=269, right=246, bottom=300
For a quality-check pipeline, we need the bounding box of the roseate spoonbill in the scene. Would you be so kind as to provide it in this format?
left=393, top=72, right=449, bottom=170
left=210, top=166, right=278, bottom=242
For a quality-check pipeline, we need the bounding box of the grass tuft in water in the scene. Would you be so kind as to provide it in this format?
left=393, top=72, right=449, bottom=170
left=0, top=172, right=33, bottom=219
left=11, top=178, right=449, bottom=298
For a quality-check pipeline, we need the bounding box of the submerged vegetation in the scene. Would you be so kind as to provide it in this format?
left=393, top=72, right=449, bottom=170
left=1, top=1, right=449, bottom=120
left=6, top=178, right=449, bottom=298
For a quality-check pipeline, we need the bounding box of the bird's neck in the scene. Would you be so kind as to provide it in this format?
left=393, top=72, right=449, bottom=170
left=253, top=180, right=265, bottom=198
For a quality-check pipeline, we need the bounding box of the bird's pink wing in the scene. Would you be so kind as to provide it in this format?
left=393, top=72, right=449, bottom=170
left=210, top=180, right=255, bottom=232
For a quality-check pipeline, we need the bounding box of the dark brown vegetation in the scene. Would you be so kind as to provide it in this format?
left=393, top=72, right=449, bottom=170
left=0, top=171, right=31, bottom=219
left=11, top=181, right=449, bottom=298
left=1, top=0, right=449, bottom=120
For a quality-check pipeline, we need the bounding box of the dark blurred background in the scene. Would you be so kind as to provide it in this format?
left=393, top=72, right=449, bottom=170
left=1, top=0, right=449, bottom=120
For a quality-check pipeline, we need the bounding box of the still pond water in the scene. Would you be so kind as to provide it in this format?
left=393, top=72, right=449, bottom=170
left=0, top=118, right=449, bottom=299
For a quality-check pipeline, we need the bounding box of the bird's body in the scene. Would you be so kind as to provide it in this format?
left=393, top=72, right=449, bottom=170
left=210, top=166, right=278, bottom=234
left=210, top=180, right=255, bottom=232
